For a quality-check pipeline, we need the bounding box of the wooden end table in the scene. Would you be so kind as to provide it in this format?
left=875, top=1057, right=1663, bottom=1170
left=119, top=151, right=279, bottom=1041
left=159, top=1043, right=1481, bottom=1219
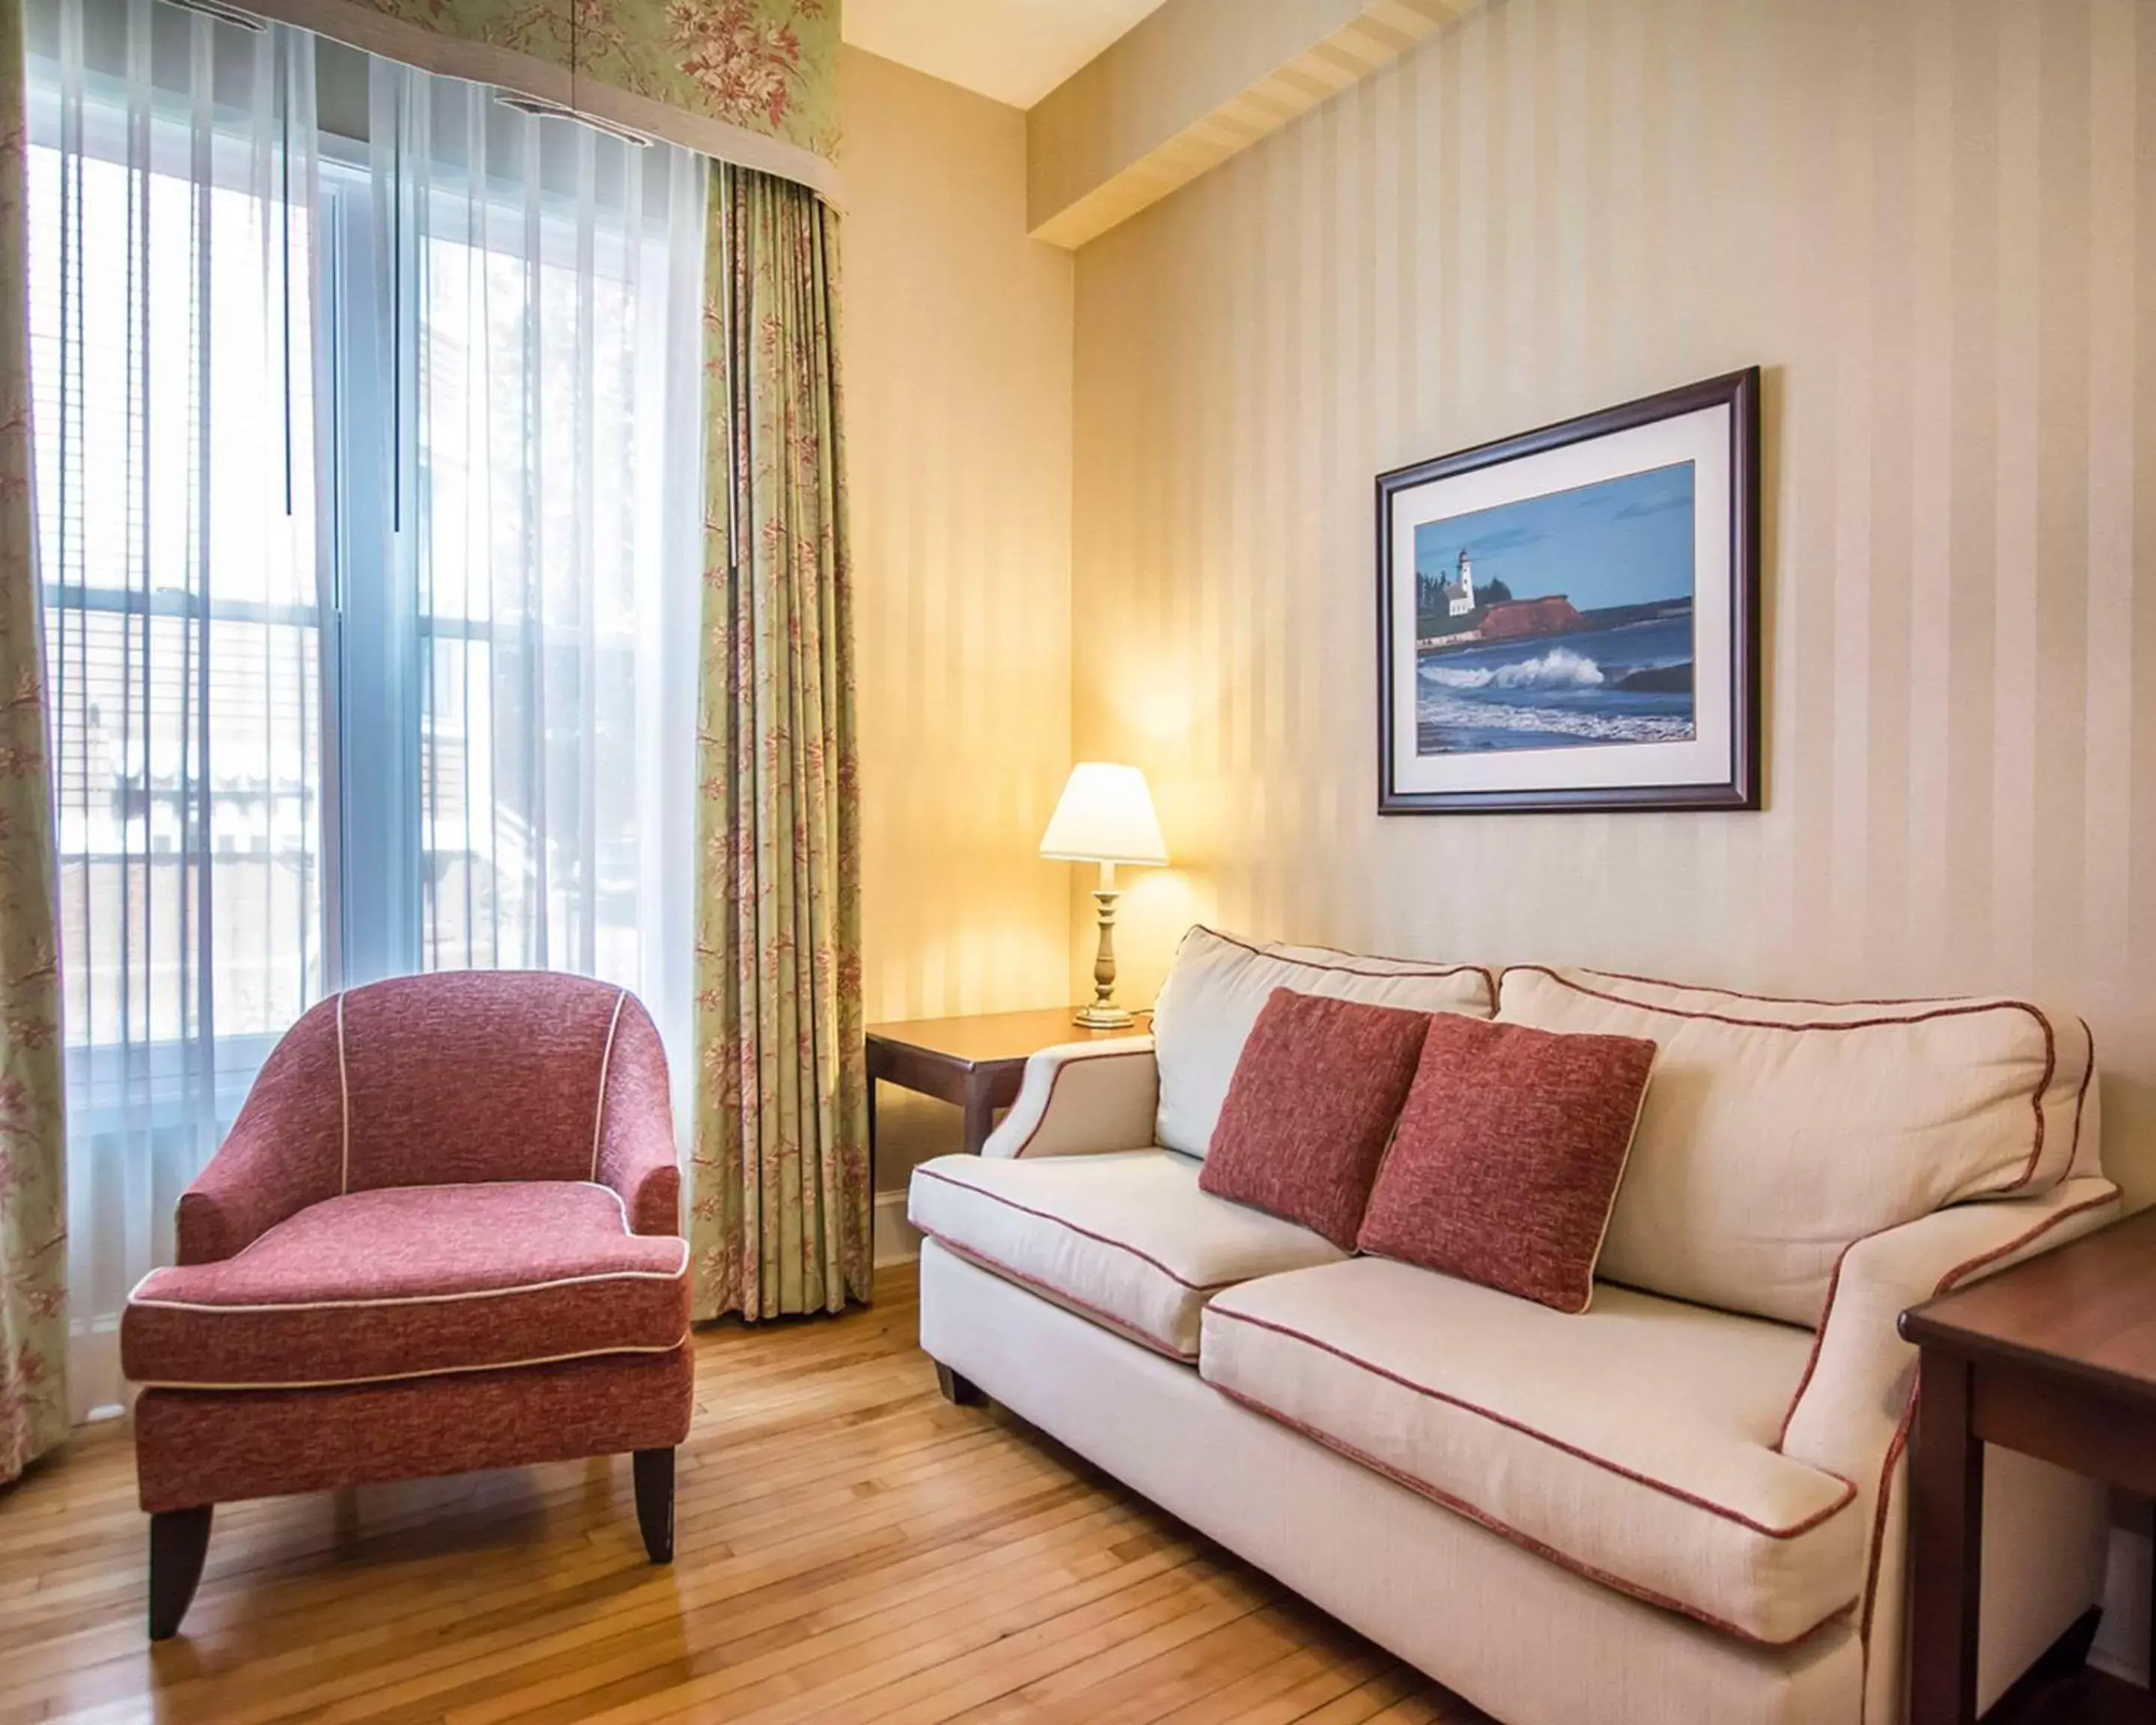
left=1901, top=1206, right=2156, bottom=1725
left=865, top=1008, right=1153, bottom=1159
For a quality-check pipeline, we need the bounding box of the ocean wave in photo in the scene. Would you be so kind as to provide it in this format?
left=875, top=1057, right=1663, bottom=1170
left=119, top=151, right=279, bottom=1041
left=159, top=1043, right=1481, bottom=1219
left=1425, top=645, right=1607, bottom=693
left=1415, top=689, right=1696, bottom=752
left=1413, top=612, right=1698, bottom=752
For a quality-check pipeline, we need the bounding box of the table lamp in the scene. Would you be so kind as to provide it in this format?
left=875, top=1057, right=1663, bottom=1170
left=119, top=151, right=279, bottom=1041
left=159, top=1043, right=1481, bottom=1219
left=1040, top=762, right=1169, bottom=1029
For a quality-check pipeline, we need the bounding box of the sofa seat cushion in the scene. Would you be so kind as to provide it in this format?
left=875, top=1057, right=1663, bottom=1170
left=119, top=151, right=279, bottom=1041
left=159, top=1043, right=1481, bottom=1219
left=1200, top=1258, right=1864, bottom=1646
left=123, top=1183, right=690, bottom=1389
left=907, top=1150, right=1345, bottom=1360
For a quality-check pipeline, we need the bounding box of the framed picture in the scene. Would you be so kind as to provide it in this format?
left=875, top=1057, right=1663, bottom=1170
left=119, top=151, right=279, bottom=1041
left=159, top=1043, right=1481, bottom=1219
left=1376, top=368, right=1760, bottom=815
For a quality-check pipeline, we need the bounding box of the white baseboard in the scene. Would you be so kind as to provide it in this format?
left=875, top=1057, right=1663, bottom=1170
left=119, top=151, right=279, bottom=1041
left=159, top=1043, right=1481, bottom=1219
left=874, top=1190, right=920, bottom=1268
left=2095, top=1526, right=2151, bottom=1686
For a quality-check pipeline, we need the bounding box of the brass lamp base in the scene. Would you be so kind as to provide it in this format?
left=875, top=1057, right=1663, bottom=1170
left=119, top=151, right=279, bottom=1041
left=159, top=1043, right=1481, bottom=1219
left=1072, top=1002, right=1136, bottom=1030
left=1074, top=868, right=1135, bottom=1029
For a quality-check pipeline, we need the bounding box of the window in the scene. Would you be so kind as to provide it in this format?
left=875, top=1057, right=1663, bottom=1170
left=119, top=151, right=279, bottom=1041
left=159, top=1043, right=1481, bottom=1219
left=31, top=90, right=325, bottom=1061
left=26, top=0, right=706, bottom=1416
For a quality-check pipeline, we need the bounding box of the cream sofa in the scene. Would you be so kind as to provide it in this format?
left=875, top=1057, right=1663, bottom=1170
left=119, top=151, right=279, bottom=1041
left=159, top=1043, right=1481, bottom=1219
left=910, top=928, right=2118, bottom=1725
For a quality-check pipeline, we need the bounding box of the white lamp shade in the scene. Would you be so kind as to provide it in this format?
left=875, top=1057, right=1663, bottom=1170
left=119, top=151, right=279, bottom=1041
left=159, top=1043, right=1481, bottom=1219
left=1040, top=763, right=1169, bottom=866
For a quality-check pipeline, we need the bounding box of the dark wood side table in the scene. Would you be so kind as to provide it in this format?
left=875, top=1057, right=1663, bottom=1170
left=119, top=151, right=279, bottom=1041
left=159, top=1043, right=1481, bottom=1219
left=1901, top=1207, right=2156, bottom=1725
left=865, top=1008, right=1153, bottom=1159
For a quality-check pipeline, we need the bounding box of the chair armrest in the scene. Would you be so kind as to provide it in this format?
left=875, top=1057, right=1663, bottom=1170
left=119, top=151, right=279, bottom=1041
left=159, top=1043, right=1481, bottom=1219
left=175, top=997, right=347, bottom=1265
left=1779, top=1177, right=2122, bottom=1482
left=981, top=1038, right=1160, bottom=1158
left=594, top=996, right=682, bottom=1235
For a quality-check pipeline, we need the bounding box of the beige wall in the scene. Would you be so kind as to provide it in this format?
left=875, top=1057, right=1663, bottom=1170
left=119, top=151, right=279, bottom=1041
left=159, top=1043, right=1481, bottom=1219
left=1027, top=0, right=1475, bottom=247
left=842, top=46, right=1077, bottom=1188
left=1070, top=0, right=2156, bottom=1198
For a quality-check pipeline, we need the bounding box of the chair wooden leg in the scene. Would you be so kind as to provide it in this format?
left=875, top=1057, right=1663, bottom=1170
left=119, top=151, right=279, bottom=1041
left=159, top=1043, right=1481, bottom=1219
left=148, top=1506, right=213, bottom=1641
left=632, top=1448, right=674, bottom=1564
left=935, top=1361, right=987, bottom=1407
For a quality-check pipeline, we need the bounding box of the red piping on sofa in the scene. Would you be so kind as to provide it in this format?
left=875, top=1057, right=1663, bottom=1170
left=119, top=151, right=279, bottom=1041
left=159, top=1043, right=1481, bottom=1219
left=1006, top=1047, right=1159, bottom=1158
left=1188, top=925, right=1498, bottom=1005
left=919, top=1232, right=1200, bottom=1363
left=1500, top=966, right=2067, bottom=1194
left=911, top=1163, right=1249, bottom=1292
left=1205, top=1377, right=1858, bottom=1650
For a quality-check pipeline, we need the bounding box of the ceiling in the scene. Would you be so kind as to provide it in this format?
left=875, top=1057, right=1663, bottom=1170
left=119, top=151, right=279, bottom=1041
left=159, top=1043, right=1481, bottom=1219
left=841, top=0, right=1174, bottom=110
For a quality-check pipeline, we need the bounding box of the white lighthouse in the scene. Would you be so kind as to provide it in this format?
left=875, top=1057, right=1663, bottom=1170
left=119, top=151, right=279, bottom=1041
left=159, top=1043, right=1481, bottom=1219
left=1446, top=549, right=1476, bottom=618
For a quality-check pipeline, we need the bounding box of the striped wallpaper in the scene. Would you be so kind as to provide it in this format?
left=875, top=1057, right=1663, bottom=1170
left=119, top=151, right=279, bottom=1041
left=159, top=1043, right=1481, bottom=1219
left=1028, top=0, right=1481, bottom=248
left=1069, top=0, right=2156, bottom=1197
left=841, top=48, right=1079, bottom=1187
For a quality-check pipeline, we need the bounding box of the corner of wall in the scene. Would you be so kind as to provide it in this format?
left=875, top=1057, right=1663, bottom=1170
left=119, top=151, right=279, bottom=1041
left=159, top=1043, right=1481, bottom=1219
left=841, top=46, right=1079, bottom=1191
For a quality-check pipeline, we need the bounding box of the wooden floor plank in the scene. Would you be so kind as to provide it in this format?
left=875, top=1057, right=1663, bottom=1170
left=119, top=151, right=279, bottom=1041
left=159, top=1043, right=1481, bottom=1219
left=1149, top=1643, right=1394, bottom=1725
left=0, top=1264, right=1474, bottom=1724
left=1290, top=1670, right=1439, bottom=1725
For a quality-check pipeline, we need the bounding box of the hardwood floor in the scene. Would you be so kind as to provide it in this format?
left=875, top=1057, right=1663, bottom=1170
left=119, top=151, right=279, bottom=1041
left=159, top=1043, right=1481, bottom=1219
left=0, top=1265, right=1482, bottom=1724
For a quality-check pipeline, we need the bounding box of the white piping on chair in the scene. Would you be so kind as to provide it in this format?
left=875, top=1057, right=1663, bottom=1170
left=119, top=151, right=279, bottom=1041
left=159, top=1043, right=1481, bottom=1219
left=123, top=1184, right=644, bottom=1294
left=130, top=1239, right=692, bottom=1312
left=336, top=991, right=352, bottom=1193
left=591, top=988, right=629, bottom=1181
left=132, top=1333, right=692, bottom=1393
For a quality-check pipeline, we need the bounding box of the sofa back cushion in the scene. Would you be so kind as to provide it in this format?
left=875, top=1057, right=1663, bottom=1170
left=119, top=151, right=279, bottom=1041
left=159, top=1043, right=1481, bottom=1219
left=1496, top=967, right=2099, bottom=1326
left=1151, top=926, right=1495, bottom=1158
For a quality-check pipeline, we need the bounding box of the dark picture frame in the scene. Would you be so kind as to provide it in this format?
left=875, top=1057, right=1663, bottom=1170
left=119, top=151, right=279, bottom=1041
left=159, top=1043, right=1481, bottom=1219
left=1375, top=368, right=1761, bottom=815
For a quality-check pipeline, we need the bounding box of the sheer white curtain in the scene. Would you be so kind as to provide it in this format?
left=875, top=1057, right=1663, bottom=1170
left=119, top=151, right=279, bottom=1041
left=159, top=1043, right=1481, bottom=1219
left=29, top=0, right=326, bottom=1422
left=25, top=0, right=705, bottom=1420
left=353, top=57, right=706, bottom=1015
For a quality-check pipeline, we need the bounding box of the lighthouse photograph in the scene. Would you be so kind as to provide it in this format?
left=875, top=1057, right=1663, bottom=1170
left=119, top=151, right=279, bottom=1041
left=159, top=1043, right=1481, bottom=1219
left=1377, top=370, right=1758, bottom=815
left=1409, top=460, right=1698, bottom=756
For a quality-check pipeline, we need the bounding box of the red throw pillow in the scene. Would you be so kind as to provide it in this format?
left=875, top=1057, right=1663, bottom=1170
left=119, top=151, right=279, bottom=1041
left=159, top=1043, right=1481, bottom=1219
left=1198, top=988, right=1433, bottom=1249
left=1358, top=1014, right=1657, bottom=1312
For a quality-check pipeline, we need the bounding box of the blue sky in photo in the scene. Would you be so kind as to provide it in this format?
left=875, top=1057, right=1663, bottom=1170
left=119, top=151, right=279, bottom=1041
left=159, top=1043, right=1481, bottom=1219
left=1413, top=460, right=1696, bottom=612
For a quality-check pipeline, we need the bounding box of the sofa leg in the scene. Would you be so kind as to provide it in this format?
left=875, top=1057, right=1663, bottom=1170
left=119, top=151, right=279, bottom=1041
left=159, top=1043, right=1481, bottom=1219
left=632, top=1448, right=674, bottom=1564
left=935, top=1361, right=987, bottom=1408
left=148, top=1506, right=213, bottom=1641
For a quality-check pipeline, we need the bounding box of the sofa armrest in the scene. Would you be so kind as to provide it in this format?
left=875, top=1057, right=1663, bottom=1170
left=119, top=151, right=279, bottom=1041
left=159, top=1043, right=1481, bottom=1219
left=1778, top=1177, right=2122, bottom=1479
left=594, top=995, right=682, bottom=1235
left=1777, top=1177, right=2119, bottom=1715
left=981, top=1038, right=1160, bottom=1158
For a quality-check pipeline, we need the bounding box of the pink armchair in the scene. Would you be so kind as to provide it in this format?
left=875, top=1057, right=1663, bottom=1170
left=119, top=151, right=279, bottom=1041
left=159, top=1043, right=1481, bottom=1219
left=121, top=971, right=692, bottom=1640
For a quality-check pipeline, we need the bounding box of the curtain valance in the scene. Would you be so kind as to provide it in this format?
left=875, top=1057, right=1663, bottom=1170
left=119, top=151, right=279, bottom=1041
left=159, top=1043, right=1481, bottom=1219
left=244, top=0, right=840, bottom=201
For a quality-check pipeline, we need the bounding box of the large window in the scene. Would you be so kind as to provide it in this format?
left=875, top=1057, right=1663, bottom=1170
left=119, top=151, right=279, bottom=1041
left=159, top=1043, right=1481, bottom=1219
left=25, top=0, right=706, bottom=1417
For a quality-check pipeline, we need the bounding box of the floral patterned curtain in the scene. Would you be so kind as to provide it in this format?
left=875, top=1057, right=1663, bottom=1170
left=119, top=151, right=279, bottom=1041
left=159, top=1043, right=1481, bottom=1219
left=689, top=162, right=865, bottom=1321
left=243, top=0, right=839, bottom=197
left=0, top=0, right=69, bottom=1487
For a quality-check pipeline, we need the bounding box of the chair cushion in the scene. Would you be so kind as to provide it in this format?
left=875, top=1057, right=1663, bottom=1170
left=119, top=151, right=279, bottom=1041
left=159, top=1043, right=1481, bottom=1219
left=1198, top=988, right=1432, bottom=1248
left=1496, top=966, right=2099, bottom=1325
left=907, top=1149, right=1344, bottom=1360
left=1151, top=926, right=1496, bottom=1158
left=1200, top=1258, right=1864, bottom=1646
left=123, top=1183, right=689, bottom=1388
left=1357, top=1014, right=1657, bottom=1312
